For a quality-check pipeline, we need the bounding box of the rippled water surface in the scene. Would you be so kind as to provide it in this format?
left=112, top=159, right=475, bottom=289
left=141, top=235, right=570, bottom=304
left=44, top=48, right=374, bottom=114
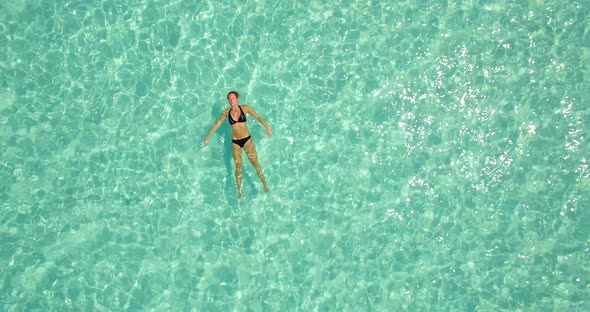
left=1, top=0, right=589, bottom=310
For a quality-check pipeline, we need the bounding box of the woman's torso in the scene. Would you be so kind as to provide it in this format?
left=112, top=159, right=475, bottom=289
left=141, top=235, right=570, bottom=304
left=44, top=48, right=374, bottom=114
left=228, top=105, right=249, bottom=139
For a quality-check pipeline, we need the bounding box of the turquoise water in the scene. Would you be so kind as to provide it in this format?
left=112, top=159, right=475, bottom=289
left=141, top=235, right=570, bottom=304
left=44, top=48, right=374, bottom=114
left=1, top=0, right=589, bottom=310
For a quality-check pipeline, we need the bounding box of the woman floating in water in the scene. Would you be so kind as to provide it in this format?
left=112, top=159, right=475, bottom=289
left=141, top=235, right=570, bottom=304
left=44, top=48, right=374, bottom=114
left=205, top=91, right=271, bottom=199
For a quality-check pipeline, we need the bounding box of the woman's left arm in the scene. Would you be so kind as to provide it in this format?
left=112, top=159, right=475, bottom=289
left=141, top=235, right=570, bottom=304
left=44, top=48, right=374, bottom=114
left=244, top=105, right=272, bottom=136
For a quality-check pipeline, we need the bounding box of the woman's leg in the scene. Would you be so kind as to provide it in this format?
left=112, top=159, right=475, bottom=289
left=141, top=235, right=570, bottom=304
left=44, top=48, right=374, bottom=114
left=244, top=139, right=269, bottom=192
left=232, top=143, right=244, bottom=199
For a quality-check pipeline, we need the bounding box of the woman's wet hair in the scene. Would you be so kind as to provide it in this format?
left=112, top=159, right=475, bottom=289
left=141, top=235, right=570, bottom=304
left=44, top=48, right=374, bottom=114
left=227, top=91, right=240, bottom=99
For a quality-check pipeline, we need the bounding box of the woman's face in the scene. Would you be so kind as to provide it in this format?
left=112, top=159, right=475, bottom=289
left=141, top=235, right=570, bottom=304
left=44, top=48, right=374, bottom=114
left=228, top=93, right=238, bottom=106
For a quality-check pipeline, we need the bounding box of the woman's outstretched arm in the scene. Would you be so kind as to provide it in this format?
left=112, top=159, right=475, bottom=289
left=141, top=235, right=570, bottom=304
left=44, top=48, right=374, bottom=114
left=243, top=105, right=272, bottom=136
left=204, top=110, right=229, bottom=145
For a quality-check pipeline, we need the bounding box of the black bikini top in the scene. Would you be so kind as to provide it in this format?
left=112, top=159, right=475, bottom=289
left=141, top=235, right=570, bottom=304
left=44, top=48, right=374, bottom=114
left=228, top=105, right=247, bottom=125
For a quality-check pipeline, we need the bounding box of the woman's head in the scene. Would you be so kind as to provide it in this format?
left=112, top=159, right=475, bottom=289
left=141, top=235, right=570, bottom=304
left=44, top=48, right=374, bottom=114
left=227, top=91, right=239, bottom=106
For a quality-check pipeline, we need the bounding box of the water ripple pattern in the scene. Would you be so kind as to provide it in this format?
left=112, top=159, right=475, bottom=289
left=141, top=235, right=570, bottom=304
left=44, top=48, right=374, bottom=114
left=1, top=0, right=588, bottom=310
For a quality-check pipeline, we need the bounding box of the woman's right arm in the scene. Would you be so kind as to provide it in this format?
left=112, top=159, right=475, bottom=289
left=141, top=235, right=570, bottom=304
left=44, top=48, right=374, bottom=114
left=204, top=110, right=228, bottom=145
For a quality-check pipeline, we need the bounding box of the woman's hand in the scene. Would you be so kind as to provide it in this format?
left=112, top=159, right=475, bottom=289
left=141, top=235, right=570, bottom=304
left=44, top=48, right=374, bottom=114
left=204, top=137, right=209, bottom=145
left=266, top=127, right=272, bottom=137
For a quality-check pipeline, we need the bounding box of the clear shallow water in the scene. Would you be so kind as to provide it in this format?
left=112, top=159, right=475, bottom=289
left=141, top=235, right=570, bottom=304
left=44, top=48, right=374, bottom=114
left=1, top=0, right=589, bottom=310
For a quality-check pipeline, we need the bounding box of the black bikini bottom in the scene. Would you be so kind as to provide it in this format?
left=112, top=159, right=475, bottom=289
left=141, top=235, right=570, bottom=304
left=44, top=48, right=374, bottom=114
left=232, top=135, right=251, bottom=148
